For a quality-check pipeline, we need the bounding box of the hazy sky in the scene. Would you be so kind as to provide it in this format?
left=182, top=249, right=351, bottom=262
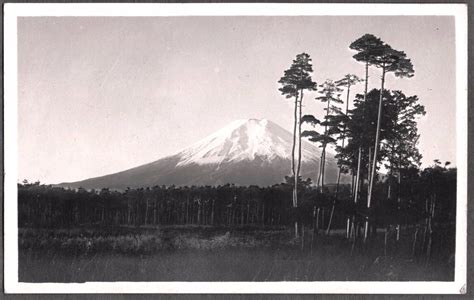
left=18, top=16, right=456, bottom=184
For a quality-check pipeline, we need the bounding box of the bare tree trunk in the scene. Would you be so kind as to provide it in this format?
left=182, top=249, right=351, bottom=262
left=153, top=200, right=157, bottom=225
left=326, top=202, right=336, bottom=235
left=247, top=201, right=250, bottom=225
left=321, top=149, right=326, bottom=191
left=291, top=95, right=298, bottom=180
left=211, top=199, right=215, bottom=225
left=365, top=64, right=386, bottom=242
left=396, top=172, right=401, bottom=241
left=127, top=199, right=131, bottom=225
left=291, top=92, right=300, bottom=237
left=368, top=147, right=372, bottom=187
left=412, top=226, right=419, bottom=256
left=426, top=194, right=436, bottom=260
left=321, top=99, right=330, bottom=190
left=297, top=92, right=303, bottom=181
left=327, top=85, right=352, bottom=235
left=145, top=197, right=149, bottom=225
left=197, top=199, right=201, bottom=225
left=349, top=149, right=363, bottom=239
left=186, top=197, right=189, bottom=224
left=316, top=155, right=324, bottom=190
left=346, top=218, right=351, bottom=239
left=315, top=207, right=321, bottom=233
left=351, top=174, right=355, bottom=196
left=387, top=180, right=391, bottom=200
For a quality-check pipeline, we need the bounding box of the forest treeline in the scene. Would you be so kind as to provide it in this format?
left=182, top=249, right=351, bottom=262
left=19, top=162, right=455, bottom=233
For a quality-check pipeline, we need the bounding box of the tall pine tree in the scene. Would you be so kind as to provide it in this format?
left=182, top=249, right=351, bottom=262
left=278, top=53, right=317, bottom=237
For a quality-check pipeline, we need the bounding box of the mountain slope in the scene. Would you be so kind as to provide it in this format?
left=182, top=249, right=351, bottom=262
left=59, top=119, right=346, bottom=189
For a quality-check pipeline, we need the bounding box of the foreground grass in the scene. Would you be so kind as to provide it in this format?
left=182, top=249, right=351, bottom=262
left=19, top=226, right=454, bottom=282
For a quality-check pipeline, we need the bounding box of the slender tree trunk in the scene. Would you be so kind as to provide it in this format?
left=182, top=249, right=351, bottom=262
left=145, top=197, right=149, bottom=225
left=353, top=150, right=362, bottom=204
left=316, top=156, right=324, bottom=190
left=326, top=199, right=336, bottom=235
left=349, top=149, right=363, bottom=238
left=412, top=226, right=419, bottom=257
left=153, top=200, right=157, bottom=225
left=297, top=90, right=303, bottom=180
left=292, top=95, right=299, bottom=205
left=350, top=62, right=369, bottom=239
left=327, top=84, right=352, bottom=235
left=396, top=172, right=402, bottom=241
left=291, top=92, right=300, bottom=237
left=346, top=218, right=351, bottom=239
left=351, top=174, right=355, bottom=196
left=197, top=200, right=201, bottom=225
left=321, top=149, right=326, bottom=190
left=211, top=199, right=215, bottom=225
left=318, top=99, right=331, bottom=193
left=365, top=64, right=386, bottom=241
left=387, top=179, right=392, bottom=200
left=368, top=147, right=372, bottom=186
left=186, top=197, right=189, bottom=224
left=322, top=100, right=330, bottom=189
left=247, top=201, right=250, bottom=225
left=127, top=199, right=131, bottom=225
left=315, top=207, right=321, bottom=233
left=291, top=89, right=305, bottom=237
left=335, top=84, right=351, bottom=195
left=353, top=60, right=369, bottom=202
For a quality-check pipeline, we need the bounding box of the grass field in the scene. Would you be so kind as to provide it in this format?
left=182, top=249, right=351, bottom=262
left=18, top=226, right=454, bottom=282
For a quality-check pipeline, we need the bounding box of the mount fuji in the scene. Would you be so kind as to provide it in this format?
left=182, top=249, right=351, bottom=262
left=59, top=119, right=345, bottom=189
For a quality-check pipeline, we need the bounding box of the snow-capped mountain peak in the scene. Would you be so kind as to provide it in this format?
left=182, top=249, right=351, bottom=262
left=176, top=118, right=317, bottom=167
left=59, top=118, right=346, bottom=189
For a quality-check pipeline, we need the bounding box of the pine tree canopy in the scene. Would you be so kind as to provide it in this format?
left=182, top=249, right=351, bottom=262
left=349, top=34, right=384, bottom=53
left=278, top=53, right=317, bottom=99
left=350, top=34, right=415, bottom=78
left=335, top=74, right=363, bottom=87
left=349, top=34, right=385, bottom=64
left=315, top=80, right=343, bottom=104
left=370, top=46, right=415, bottom=77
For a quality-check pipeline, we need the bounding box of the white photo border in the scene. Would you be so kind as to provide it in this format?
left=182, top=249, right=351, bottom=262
left=3, top=3, right=468, bottom=294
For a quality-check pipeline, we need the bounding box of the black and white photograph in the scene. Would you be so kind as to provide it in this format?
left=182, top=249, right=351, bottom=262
left=3, top=3, right=467, bottom=294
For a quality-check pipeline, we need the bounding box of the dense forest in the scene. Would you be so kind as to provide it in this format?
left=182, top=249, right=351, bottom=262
left=19, top=161, right=455, bottom=237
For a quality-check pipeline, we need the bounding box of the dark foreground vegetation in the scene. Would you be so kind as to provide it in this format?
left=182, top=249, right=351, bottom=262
left=19, top=225, right=454, bottom=282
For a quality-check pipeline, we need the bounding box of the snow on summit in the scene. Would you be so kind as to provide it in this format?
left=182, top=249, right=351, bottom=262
left=60, top=118, right=344, bottom=189
left=176, top=118, right=318, bottom=167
